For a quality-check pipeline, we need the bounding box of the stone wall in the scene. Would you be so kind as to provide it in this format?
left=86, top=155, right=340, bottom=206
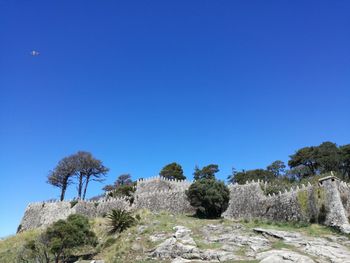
left=134, top=189, right=195, bottom=214
left=222, top=181, right=315, bottom=222
left=320, top=177, right=350, bottom=233
left=19, top=176, right=192, bottom=231
left=19, top=175, right=350, bottom=234
left=223, top=177, right=350, bottom=233
left=135, top=176, right=192, bottom=195
left=19, top=197, right=131, bottom=232
left=133, top=176, right=194, bottom=214
left=338, top=180, right=350, bottom=215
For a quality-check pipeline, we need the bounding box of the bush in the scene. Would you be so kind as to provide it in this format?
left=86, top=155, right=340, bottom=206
left=22, top=214, right=97, bottom=263
left=186, top=178, right=230, bottom=218
left=107, top=209, right=137, bottom=234
left=107, top=184, right=136, bottom=203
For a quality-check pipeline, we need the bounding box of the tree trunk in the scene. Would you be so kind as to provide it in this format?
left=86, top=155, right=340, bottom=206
left=44, top=251, right=50, bottom=263
left=60, top=184, right=67, bottom=201
left=78, top=173, right=84, bottom=199
left=82, top=175, right=90, bottom=200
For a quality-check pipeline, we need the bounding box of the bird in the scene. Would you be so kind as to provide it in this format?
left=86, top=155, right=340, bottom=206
left=30, top=50, right=40, bottom=56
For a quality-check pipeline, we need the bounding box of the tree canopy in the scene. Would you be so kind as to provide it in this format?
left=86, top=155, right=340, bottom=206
left=186, top=178, right=229, bottom=218
left=267, top=160, right=286, bottom=177
left=193, top=164, right=219, bottom=180
left=47, top=151, right=109, bottom=200
left=229, top=141, right=350, bottom=184
left=159, top=162, right=186, bottom=180
left=228, top=169, right=275, bottom=184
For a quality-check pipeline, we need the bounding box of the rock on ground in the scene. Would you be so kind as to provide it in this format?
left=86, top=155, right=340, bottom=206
left=149, top=225, right=350, bottom=263
left=257, top=249, right=315, bottom=263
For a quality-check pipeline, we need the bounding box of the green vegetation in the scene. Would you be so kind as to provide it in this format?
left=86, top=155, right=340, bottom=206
left=232, top=169, right=276, bottom=185
left=107, top=184, right=135, bottom=201
left=186, top=178, right=230, bottom=218
left=70, top=200, right=79, bottom=208
left=240, top=218, right=341, bottom=237
left=228, top=141, right=350, bottom=190
left=2, top=210, right=348, bottom=263
left=193, top=164, right=219, bottom=180
left=159, top=162, right=186, bottom=180
left=17, top=214, right=97, bottom=263
left=103, top=174, right=134, bottom=192
left=297, top=190, right=309, bottom=216
left=8, top=141, right=350, bottom=261
left=0, top=229, right=40, bottom=263
left=107, top=209, right=138, bottom=234
left=103, top=174, right=136, bottom=203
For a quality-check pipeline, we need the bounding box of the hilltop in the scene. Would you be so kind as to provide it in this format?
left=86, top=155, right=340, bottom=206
left=2, top=210, right=350, bottom=262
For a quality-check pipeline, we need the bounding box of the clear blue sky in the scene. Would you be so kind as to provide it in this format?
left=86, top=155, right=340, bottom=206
left=0, top=1, right=349, bottom=237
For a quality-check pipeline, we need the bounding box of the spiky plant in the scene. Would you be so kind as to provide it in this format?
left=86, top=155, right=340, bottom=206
left=107, top=209, right=136, bottom=234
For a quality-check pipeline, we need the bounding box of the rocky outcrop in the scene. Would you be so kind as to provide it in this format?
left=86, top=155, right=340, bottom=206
left=149, top=224, right=350, bottom=263
left=256, top=249, right=315, bottom=263
left=253, top=227, right=350, bottom=263
left=150, top=225, right=247, bottom=262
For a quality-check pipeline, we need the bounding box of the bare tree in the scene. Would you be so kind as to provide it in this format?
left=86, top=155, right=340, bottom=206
left=47, top=151, right=109, bottom=200
left=75, top=151, right=109, bottom=200
left=47, top=156, right=76, bottom=201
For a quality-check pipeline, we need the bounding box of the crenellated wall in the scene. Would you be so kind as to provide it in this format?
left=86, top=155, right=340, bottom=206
left=19, top=197, right=131, bottom=232
left=135, top=176, right=192, bottom=194
left=222, top=180, right=315, bottom=222
left=19, top=175, right=350, bottom=234
left=223, top=176, right=350, bottom=233
left=132, top=176, right=194, bottom=214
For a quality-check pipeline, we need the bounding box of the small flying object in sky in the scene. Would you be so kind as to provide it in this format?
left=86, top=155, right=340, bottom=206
left=30, top=50, right=40, bottom=56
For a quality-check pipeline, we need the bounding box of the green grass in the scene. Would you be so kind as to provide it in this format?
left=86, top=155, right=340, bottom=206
left=195, top=238, right=223, bottom=249
left=239, top=218, right=341, bottom=237
left=2, top=210, right=348, bottom=263
left=0, top=229, right=40, bottom=262
left=270, top=240, right=294, bottom=250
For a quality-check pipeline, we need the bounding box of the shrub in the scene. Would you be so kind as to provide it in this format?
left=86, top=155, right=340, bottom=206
left=22, top=214, right=97, bottom=263
left=186, top=178, right=230, bottom=218
left=135, top=214, right=141, bottom=221
left=108, top=184, right=136, bottom=203
left=107, top=209, right=137, bottom=234
left=45, top=214, right=97, bottom=262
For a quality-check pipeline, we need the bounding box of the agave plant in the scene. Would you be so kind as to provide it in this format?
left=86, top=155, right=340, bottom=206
left=107, top=209, right=136, bottom=234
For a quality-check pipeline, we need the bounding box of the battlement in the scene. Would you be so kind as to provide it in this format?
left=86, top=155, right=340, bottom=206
left=138, top=175, right=192, bottom=184
left=19, top=175, right=350, bottom=234
left=135, top=176, right=191, bottom=195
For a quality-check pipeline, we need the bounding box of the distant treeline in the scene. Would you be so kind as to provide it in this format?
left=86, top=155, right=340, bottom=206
left=229, top=141, right=350, bottom=184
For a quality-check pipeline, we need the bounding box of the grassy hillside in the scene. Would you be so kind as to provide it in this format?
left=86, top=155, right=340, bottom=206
left=1, top=209, right=347, bottom=263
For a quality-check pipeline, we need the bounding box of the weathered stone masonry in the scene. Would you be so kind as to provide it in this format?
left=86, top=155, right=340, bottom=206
left=19, top=175, right=350, bottom=234
left=19, top=197, right=131, bottom=232
left=223, top=175, right=350, bottom=233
